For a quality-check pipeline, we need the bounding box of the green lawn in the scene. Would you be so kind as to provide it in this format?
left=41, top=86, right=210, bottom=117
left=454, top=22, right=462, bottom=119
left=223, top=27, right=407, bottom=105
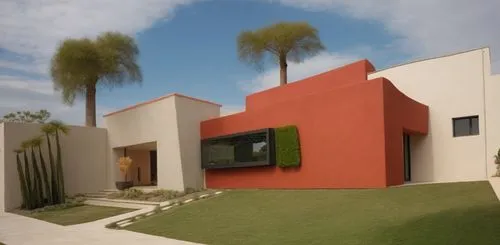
left=126, top=181, right=500, bottom=245
left=15, top=205, right=134, bottom=226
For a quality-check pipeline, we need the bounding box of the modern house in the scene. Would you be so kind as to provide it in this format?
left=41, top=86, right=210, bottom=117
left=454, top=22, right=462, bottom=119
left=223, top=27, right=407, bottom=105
left=1, top=47, right=499, bottom=211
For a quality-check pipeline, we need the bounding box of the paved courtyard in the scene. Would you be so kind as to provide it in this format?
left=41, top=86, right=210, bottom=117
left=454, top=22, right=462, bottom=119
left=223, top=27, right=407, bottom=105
left=0, top=211, right=201, bottom=245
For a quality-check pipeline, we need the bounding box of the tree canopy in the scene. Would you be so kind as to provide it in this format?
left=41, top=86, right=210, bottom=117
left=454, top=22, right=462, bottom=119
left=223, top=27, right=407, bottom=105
left=0, top=109, right=51, bottom=123
left=238, top=21, right=325, bottom=85
left=50, top=32, right=142, bottom=126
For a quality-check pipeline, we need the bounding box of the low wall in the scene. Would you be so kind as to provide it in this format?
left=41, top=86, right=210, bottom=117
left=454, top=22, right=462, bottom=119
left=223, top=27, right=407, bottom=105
left=1, top=122, right=108, bottom=211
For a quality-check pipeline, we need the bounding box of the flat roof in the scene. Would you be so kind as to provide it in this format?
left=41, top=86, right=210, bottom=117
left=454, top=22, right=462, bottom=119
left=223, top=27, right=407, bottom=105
left=103, top=93, right=222, bottom=117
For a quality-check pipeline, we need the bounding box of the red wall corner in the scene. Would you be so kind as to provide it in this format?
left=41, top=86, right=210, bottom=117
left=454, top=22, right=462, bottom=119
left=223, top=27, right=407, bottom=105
left=200, top=61, right=428, bottom=190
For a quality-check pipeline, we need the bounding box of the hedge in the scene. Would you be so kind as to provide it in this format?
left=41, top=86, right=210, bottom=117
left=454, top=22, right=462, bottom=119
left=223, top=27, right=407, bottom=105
left=275, top=125, right=301, bottom=168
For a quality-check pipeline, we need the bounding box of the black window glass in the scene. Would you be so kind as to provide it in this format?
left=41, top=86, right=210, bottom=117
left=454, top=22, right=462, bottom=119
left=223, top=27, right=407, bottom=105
left=201, top=129, right=274, bottom=169
left=453, top=116, right=479, bottom=137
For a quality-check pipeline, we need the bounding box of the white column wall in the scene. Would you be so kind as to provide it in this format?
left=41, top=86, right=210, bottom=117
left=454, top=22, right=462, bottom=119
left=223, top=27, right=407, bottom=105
left=0, top=123, right=5, bottom=212
left=369, top=49, right=488, bottom=183
left=174, top=96, right=220, bottom=190
left=104, top=97, right=185, bottom=191
left=483, top=49, right=500, bottom=177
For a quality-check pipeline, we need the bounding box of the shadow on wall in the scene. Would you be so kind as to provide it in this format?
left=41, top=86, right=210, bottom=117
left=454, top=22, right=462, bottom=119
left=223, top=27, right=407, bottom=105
left=367, top=204, right=500, bottom=244
left=410, top=132, right=435, bottom=183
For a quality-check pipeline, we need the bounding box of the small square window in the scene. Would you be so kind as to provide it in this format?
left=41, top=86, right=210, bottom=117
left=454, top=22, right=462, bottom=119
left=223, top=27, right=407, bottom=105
left=453, top=116, right=479, bottom=137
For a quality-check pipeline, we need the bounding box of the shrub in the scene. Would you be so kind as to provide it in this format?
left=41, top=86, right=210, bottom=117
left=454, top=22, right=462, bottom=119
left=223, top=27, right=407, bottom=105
left=108, top=188, right=192, bottom=202
left=275, top=125, right=301, bottom=168
left=494, top=148, right=500, bottom=177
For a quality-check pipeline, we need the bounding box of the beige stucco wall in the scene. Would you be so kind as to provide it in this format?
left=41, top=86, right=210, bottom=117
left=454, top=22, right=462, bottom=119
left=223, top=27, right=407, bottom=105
left=1, top=122, right=107, bottom=211
left=175, top=96, right=220, bottom=190
left=104, top=94, right=220, bottom=191
left=369, top=48, right=490, bottom=183
left=127, top=150, right=151, bottom=186
left=483, top=50, right=500, bottom=178
left=0, top=123, right=5, bottom=212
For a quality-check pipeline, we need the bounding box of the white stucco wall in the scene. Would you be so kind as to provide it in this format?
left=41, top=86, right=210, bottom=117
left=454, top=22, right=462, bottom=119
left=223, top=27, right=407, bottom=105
left=483, top=50, right=500, bottom=178
left=175, top=96, right=220, bottom=190
left=1, top=123, right=107, bottom=211
left=104, top=96, right=184, bottom=191
left=369, top=48, right=491, bottom=183
left=0, top=123, right=5, bottom=212
left=104, top=94, right=220, bottom=191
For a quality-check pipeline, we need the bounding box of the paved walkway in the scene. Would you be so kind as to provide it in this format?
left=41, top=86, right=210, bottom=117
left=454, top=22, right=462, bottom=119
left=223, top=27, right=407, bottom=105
left=0, top=211, right=202, bottom=245
left=489, top=178, right=500, bottom=201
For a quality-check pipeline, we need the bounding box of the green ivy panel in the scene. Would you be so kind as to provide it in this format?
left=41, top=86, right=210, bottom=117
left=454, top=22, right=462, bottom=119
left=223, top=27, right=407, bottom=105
left=275, top=125, right=301, bottom=168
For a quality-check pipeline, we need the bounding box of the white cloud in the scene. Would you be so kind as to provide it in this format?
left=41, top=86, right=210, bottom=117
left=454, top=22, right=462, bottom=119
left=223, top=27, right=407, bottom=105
left=0, top=76, right=53, bottom=95
left=0, top=76, right=114, bottom=126
left=240, top=52, right=358, bottom=92
left=274, top=0, right=500, bottom=69
left=0, top=0, right=197, bottom=125
left=0, top=0, right=198, bottom=68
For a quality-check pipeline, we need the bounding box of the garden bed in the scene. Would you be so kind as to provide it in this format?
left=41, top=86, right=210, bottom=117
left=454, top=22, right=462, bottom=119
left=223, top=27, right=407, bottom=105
left=107, top=188, right=202, bottom=202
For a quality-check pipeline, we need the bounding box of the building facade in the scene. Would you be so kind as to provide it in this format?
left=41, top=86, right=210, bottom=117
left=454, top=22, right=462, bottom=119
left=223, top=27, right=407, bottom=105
left=369, top=47, right=499, bottom=183
left=2, top=47, right=499, bottom=211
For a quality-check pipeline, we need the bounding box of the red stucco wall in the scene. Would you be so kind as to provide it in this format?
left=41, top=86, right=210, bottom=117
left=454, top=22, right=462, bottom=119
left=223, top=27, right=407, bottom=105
left=200, top=60, right=428, bottom=189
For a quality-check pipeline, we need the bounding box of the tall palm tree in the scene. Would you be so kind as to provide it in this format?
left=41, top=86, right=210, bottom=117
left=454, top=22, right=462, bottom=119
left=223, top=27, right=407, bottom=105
left=31, top=135, right=52, bottom=204
left=21, top=140, right=40, bottom=207
left=50, top=32, right=142, bottom=127
left=237, top=21, right=325, bottom=86
left=49, top=120, right=70, bottom=203
left=29, top=138, right=45, bottom=206
left=41, top=123, right=59, bottom=203
left=14, top=149, right=30, bottom=209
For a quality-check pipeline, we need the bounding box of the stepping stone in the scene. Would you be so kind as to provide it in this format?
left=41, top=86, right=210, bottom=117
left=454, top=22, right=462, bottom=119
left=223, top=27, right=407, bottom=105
left=119, top=221, right=134, bottom=228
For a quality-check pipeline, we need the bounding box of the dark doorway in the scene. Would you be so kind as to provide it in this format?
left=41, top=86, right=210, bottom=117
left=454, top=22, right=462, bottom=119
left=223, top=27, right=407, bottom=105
left=150, top=150, right=157, bottom=185
left=403, top=133, right=411, bottom=182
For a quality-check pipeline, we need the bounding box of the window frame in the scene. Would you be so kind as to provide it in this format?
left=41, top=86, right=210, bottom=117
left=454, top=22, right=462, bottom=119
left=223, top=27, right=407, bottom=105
left=201, top=128, right=275, bottom=169
left=452, top=115, right=479, bottom=137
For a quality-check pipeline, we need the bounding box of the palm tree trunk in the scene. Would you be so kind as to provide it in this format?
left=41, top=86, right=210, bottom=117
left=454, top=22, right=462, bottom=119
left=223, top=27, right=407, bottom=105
left=31, top=147, right=44, bottom=207
left=279, top=56, right=288, bottom=86
left=85, top=84, right=97, bottom=127
left=16, top=154, right=30, bottom=209
left=45, top=133, right=59, bottom=204
left=23, top=151, right=35, bottom=209
left=38, top=146, right=52, bottom=205
left=55, top=130, right=66, bottom=203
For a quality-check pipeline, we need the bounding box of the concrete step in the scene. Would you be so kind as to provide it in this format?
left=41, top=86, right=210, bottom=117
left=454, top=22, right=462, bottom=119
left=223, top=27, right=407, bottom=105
left=85, top=193, right=109, bottom=198
left=85, top=197, right=160, bottom=206
left=101, top=189, right=119, bottom=193
left=84, top=199, right=154, bottom=209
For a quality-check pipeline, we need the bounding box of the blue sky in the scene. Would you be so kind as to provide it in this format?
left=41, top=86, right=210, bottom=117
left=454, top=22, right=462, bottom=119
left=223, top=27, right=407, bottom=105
left=98, top=0, right=403, bottom=109
left=1, top=0, right=499, bottom=125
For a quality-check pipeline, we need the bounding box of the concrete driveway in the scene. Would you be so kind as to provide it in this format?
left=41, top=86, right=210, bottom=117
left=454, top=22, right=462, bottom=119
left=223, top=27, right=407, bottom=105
left=0, top=212, right=202, bottom=245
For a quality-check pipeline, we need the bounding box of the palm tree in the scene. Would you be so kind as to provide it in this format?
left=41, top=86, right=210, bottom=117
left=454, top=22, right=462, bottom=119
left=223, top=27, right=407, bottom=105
left=21, top=140, right=41, bottom=208
left=237, top=21, right=325, bottom=86
left=31, top=135, right=52, bottom=204
left=14, top=149, right=30, bottom=209
left=48, top=120, right=70, bottom=203
left=29, top=138, right=45, bottom=206
left=41, top=123, right=59, bottom=203
left=50, top=32, right=142, bottom=127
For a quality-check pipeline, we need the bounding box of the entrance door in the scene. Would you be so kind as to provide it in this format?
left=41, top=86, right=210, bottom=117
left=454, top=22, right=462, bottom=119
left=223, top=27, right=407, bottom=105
left=150, top=150, right=157, bottom=185
left=403, top=134, right=411, bottom=182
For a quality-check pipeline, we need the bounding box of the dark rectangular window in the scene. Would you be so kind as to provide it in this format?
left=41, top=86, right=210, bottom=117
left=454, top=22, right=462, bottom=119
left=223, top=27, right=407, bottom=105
left=201, top=128, right=275, bottom=169
left=453, top=116, right=479, bottom=137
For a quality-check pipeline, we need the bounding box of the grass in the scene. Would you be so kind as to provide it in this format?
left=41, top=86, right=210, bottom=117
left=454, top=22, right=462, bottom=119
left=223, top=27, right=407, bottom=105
left=14, top=205, right=134, bottom=226
left=126, top=181, right=500, bottom=245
